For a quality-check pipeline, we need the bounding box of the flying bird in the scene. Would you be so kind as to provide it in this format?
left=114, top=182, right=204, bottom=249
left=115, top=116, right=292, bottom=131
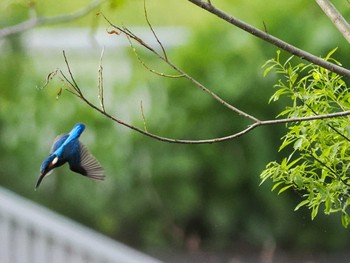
left=36, top=123, right=104, bottom=189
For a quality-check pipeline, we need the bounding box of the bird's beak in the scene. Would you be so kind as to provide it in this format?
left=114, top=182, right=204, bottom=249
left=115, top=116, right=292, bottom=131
left=35, top=172, right=46, bottom=190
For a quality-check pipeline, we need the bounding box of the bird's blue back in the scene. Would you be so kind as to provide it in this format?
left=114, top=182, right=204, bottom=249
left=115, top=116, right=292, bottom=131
left=39, top=123, right=85, bottom=174
left=52, top=123, right=85, bottom=158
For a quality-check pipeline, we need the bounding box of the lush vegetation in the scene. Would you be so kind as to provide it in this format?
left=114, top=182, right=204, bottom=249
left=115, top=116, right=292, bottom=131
left=1, top=0, right=350, bottom=254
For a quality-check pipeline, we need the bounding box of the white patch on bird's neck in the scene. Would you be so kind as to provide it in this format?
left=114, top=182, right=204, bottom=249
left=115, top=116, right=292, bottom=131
left=52, top=156, right=58, bottom=165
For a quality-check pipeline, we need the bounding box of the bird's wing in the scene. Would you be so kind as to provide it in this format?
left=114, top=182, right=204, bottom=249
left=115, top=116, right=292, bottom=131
left=50, top=134, right=69, bottom=155
left=60, top=123, right=85, bottom=150
left=49, top=124, right=85, bottom=156
left=68, top=142, right=105, bottom=180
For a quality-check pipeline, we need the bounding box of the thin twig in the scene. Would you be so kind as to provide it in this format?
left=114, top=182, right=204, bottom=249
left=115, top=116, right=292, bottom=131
left=55, top=57, right=350, bottom=144
left=143, top=0, right=168, bottom=61
left=105, top=19, right=260, bottom=122
left=58, top=16, right=350, bottom=144
left=125, top=34, right=184, bottom=78
left=167, top=60, right=261, bottom=122
left=62, top=51, right=81, bottom=96
left=187, top=0, right=350, bottom=79
left=41, top=48, right=350, bottom=145
left=140, top=100, right=148, bottom=132
left=263, top=21, right=268, bottom=34
left=58, top=69, right=78, bottom=95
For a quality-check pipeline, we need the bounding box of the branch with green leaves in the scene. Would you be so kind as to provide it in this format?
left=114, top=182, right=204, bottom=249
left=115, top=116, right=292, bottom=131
left=186, top=0, right=350, bottom=227
left=260, top=49, right=350, bottom=227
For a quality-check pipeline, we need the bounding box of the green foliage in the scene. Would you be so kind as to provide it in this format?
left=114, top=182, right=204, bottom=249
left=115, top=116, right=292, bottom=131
left=3, top=0, right=350, bottom=254
left=261, top=49, right=350, bottom=227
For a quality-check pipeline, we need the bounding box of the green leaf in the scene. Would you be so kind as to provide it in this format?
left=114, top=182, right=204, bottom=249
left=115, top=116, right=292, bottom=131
left=294, top=199, right=309, bottom=211
left=283, top=55, right=295, bottom=67
left=325, top=196, right=332, bottom=214
left=278, top=184, right=293, bottom=195
left=293, top=174, right=304, bottom=188
left=263, top=64, right=276, bottom=77
left=293, top=138, right=303, bottom=150
left=312, top=71, right=321, bottom=81
left=324, top=47, right=338, bottom=60
left=342, top=213, right=350, bottom=228
left=287, top=156, right=303, bottom=169
left=271, top=181, right=284, bottom=192
left=311, top=204, right=319, bottom=220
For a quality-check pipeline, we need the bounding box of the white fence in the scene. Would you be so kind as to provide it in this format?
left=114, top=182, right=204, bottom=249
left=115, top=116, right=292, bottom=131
left=0, top=187, right=162, bottom=263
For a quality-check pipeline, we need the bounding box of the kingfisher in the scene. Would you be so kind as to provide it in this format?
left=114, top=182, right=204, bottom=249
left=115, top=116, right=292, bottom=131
left=36, top=123, right=105, bottom=189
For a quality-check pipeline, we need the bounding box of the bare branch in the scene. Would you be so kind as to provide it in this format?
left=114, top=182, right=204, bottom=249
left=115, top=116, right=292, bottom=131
left=315, top=0, right=350, bottom=44
left=126, top=35, right=184, bottom=78
left=39, top=4, right=350, bottom=145
left=143, top=0, right=168, bottom=61
left=187, top=0, right=350, bottom=79
left=167, top=61, right=260, bottom=122
left=0, top=0, right=106, bottom=39
left=61, top=51, right=82, bottom=97
left=104, top=18, right=261, bottom=122
left=140, top=100, right=148, bottom=132
left=52, top=52, right=350, bottom=145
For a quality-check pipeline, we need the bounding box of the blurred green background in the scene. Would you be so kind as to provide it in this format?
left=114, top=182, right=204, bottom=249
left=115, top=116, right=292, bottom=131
left=1, top=0, right=350, bottom=259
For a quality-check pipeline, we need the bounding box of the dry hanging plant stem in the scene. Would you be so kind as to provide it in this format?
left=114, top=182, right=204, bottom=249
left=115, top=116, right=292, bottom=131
left=98, top=47, right=106, bottom=112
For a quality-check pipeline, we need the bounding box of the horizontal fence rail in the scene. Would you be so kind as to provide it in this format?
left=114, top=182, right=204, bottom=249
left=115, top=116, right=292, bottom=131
left=0, top=187, right=162, bottom=263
